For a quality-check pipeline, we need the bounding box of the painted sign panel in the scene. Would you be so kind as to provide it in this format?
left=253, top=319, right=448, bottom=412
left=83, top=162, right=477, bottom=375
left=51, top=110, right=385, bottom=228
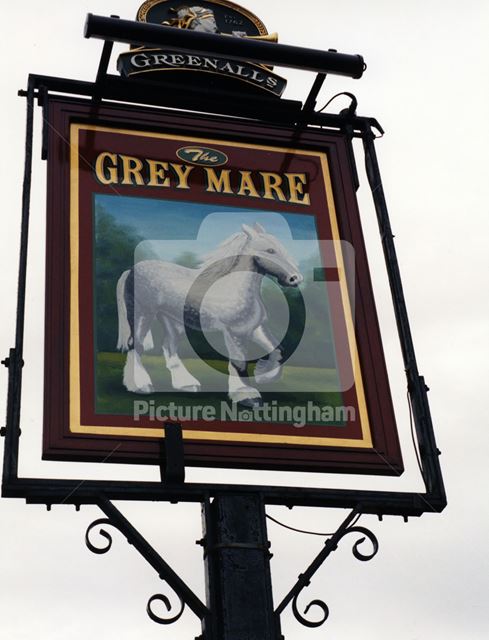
left=43, top=97, right=403, bottom=474
left=117, top=1, right=287, bottom=96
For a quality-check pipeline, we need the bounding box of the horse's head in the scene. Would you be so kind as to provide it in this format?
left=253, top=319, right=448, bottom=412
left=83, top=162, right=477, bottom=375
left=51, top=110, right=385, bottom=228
left=242, top=223, right=303, bottom=287
left=164, top=6, right=219, bottom=33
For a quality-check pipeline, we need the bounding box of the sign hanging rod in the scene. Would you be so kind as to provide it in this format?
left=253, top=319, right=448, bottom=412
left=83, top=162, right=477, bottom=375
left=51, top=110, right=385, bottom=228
left=84, top=14, right=366, bottom=79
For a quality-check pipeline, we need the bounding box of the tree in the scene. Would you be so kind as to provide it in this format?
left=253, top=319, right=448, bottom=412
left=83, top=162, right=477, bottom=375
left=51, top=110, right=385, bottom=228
left=94, top=206, right=155, bottom=352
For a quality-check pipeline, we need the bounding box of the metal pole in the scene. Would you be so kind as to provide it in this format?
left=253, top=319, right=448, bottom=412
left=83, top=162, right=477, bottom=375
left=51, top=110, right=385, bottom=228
left=362, top=127, right=446, bottom=503
left=202, top=494, right=278, bottom=640
left=2, top=77, right=35, bottom=484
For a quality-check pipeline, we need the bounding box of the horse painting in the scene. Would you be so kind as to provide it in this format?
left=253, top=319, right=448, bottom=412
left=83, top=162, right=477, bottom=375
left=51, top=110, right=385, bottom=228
left=116, top=223, right=303, bottom=407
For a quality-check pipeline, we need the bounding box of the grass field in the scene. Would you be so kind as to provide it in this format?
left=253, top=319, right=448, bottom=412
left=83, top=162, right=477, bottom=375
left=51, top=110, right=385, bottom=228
left=95, top=352, right=346, bottom=426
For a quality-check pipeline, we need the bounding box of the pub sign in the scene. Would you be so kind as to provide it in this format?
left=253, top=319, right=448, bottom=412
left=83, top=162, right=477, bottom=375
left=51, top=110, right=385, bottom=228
left=42, top=97, right=403, bottom=474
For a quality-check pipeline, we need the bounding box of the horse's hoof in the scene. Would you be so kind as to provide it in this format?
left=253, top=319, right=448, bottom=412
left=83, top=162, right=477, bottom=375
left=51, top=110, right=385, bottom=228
left=254, top=360, right=282, bottom=384
left=180, top=385, right=201, bottom=393
left=137, top=384, right=154, bottom=394
left=238, top=397, right=263, bottom=409
left=229, top=388, right=262, bottom=407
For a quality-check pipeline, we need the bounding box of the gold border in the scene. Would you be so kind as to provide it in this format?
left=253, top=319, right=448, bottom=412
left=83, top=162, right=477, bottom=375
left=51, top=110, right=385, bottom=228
left=69, top=124, right=373, bottom=450
left=137, top=0, right=268, bottom=35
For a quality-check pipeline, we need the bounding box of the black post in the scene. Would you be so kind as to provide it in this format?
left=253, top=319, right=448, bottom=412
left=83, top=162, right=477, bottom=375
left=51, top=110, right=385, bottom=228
left=202, top=494, right=278, bottom=640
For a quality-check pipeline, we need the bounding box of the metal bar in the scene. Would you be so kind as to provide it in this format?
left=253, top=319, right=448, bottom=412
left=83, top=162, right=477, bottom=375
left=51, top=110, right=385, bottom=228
left=24, top=74, right=303, bottom=124
left=301, top=73, right=327, bottom=116
left=84, top=14, right=365, bottom=78
left=160, top=423, right=185, bottom=485
left=2, top=77, right=35, bottom=484
left=38, top=85, right=49, bottom=160
left=3, top=477, right=445, bottom=515
left=97, top=497, right=209, bottom=620
left=20, top=74, right=386, bottom=132
left=94, top=15, right=119, bottom=88
left=362, top=126, right=446, bottom=504
left=14, top=78, right=34, bottom=361
left=95, top=41, right=114, bottom=87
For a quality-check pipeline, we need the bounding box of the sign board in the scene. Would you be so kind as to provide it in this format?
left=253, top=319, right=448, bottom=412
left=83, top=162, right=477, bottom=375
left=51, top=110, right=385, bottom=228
left=43, top=97, right=403, bottom=474
left=117, top=0, right=287, bottom=97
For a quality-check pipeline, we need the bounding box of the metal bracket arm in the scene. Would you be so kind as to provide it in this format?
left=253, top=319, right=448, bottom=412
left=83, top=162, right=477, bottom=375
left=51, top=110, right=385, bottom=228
left=160, top=422, right=185, bottom=485
left=274, top=507, right=379, bottom=629
left=85, top=496, right=209, bottom=626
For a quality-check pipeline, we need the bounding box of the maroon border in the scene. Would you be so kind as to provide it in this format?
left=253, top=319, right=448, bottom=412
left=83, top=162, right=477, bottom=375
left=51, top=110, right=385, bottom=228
left=43, top=96, right=403, bottom=475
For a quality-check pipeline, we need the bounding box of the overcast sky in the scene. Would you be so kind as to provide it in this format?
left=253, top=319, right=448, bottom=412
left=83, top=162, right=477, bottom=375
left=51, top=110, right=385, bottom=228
left=1, top=1, right=488, bottom=638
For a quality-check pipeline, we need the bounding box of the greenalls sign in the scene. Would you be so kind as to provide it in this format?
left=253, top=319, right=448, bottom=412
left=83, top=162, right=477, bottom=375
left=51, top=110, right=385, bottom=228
left=117, top=0, right=287, bottom=97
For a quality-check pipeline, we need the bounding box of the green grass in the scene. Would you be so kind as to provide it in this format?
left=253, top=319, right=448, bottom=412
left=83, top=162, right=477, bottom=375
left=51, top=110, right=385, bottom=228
left=95, top=352, right=346, bottom=426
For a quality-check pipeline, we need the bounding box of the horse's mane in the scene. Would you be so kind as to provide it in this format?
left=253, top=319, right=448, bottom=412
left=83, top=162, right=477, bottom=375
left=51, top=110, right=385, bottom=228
left=199, top=232, right=250, bottom=277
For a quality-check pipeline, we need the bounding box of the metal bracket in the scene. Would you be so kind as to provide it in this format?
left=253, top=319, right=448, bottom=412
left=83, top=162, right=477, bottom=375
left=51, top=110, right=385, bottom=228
left=92, top=14, right=119, bottom=104
left=159, top=422, right=186, bottom=485
left=274, top=507, right=378, bottom=629
left=2, top=36, right=446, bottom=515
left=301, top=72, right=327, bottom=118
left=85, top=496, right=209, bottom=628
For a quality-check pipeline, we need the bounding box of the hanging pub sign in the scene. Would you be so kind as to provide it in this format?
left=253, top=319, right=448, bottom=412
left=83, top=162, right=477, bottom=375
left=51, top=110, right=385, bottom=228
left=117, top=0, right=287, bottom=97
left=42, top=96, right=403, bottom=474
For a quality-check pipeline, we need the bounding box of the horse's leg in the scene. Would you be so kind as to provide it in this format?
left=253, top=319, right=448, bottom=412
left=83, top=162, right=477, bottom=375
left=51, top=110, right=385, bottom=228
left=159, top=315, right=201, bottom=392
left=223, top=330, right=262, bottom=407
left=123, top=310, right=155, bottom=394
left=252, top=324, right=283, bottom=384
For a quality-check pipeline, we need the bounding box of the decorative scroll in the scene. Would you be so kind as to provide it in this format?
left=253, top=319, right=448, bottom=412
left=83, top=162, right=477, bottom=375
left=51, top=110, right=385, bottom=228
left=292, top=597, right=329, bottom=628
left=147, top=593, right=185, bottom=625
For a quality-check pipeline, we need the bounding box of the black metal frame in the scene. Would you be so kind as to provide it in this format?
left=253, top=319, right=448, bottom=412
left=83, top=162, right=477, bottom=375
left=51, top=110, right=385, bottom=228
left=1, top=16, right=446, bottom=639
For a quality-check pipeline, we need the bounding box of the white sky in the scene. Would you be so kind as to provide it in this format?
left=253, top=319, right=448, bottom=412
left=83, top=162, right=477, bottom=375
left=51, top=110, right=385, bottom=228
left=1, top=1, right=488, bottom=638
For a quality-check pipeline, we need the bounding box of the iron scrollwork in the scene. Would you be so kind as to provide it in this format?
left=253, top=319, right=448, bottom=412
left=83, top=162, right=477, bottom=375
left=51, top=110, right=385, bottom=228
left=84, top=501, right=209, bottom=628
left=85, top=517, right=115, bottom=554
left=276, top=510, right=379, bottom=629
left=146, top=593, right=185, bottom=625
left=85, top=517, right=186, bottom=625
left=292, top=597, right=330, bottom=628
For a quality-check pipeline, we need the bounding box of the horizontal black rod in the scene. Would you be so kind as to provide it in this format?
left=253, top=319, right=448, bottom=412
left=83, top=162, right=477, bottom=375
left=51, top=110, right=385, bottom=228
left=23, top=74, right=381, bottom=133
left=84, top=14, right=365, bottom=79
left=26, top=73, right=303, bottom=124
left=3, top=477, right=445, bottom=516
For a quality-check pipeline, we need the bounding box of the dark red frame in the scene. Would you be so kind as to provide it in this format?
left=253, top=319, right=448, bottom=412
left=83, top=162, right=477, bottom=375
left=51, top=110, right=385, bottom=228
left=43, top=96, right=403, bottom=475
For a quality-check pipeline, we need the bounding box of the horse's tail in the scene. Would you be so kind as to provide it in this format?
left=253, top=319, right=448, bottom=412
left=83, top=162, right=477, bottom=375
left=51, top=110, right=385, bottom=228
left=116, top=270, right=132, bottom=351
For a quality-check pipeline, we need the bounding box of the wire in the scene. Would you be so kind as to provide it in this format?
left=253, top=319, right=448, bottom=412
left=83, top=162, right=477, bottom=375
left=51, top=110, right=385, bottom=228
left=407, top=390, right=424, bottom=478
left=318, top=91, right=358, bottom=114
left=266, top=512, right=362, bottom=536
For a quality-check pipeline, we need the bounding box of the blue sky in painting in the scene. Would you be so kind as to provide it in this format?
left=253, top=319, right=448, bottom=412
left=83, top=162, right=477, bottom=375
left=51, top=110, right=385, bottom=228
left=94, top=194, right=320, bottom=263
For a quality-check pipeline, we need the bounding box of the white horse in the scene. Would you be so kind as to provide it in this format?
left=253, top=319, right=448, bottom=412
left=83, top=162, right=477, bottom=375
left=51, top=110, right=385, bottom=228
left=116, top=223, right=303, bottom=406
